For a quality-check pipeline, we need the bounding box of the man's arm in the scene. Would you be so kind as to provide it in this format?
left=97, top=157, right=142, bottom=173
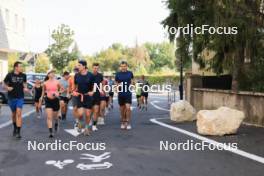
left=3, top=73, right=13, bottom=91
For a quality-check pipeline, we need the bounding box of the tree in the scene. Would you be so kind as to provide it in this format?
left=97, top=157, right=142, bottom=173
left=45, top=24, right=79, bottom=73
left=8, top=53, right=20, bottom=72
left=35, top=54, right=50, bottom=73
left=163, top=0, right=264, bottom=91
left=144, top=42, right=176, bottom=73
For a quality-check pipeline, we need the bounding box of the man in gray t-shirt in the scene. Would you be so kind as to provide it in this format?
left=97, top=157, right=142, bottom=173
left=59, top=71, right=70, bottom=120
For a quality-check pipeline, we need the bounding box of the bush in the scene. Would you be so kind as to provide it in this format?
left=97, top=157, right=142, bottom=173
left=134, top=75, right=180, bottom=85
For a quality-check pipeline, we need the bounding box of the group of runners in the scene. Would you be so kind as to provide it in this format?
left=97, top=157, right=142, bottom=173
left=3, top=60, right=149, bottom=139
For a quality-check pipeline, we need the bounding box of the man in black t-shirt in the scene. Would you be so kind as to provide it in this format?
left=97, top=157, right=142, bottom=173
left=73, top=60, right=95, bottom=136
left=91, top=63, right=104, bottom=131
left=3, top=61, right=29, bottom=139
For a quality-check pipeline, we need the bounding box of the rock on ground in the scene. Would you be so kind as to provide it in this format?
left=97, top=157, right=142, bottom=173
left=197, top=106, right=245, bottom=136
left=170, top=100, right=196, bottom=123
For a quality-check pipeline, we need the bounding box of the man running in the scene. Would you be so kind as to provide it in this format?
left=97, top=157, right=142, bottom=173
left=73, top=60, right=94, bottom=136
left=108, top=76, right=114, bottom=110
left=99, top=78, right=108, bottom=125
left=135, top=79, right=142, bottom=109
left=59, top=71, right=70, bottom=120
left=115, top=61, right=134, bottom=130
left=69, top=67, right=79, bottom=128
left=3, top=61, right=29, bottom=139
left=139, top=75, right=150, bottom=111
left=91, top=63, right=104, bottom=129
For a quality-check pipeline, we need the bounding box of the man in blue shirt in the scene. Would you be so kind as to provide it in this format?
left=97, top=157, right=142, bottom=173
left=115, top=61, right=134, bottom=130
left=91, top=63, right=104, bottom=131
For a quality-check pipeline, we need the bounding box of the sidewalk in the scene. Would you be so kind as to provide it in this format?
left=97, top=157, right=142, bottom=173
left=0, top=104, right=35, bottom=126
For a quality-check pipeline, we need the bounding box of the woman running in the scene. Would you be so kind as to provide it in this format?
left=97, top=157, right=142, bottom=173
left=39, top=69, right=63, bottom=138
left=33, top=79, right=43, bottom=118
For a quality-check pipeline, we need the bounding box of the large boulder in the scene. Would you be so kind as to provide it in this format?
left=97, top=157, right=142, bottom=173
left=197, top=107, right=245, bottom=136
left=170, top=100, right=196, bottom=122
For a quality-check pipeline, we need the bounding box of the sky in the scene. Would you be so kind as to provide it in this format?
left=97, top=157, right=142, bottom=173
left=25, top=0, right=169, bottom=55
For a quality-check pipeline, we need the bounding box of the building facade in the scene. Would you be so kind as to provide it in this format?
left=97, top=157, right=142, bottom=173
left=0, top=0, right=28, bottom=81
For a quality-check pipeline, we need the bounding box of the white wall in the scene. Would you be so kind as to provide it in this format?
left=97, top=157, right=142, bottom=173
left=0, top=52, right=8, bottom=81
left=0, top=0, right=28, bottom=52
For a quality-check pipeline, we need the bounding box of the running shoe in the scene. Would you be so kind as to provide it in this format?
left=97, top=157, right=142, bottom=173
left=105, top=109, right=109, bottom=115
left=92, top=125, right=98, bottom=132
left=74, top=122, right=78, bottom=129
left=126, top=124, right=132, bottom=130
left=15, top=133, right=21, bottom=139
left=97, top=117, right=105, bottom=125
left=77, top=122, right=82, bottom=133
left=84, top=128, right=90, bottom=136
left=121, top=123, right=126, bottom=130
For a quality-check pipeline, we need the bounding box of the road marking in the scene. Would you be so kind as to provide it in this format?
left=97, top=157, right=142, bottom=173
left=151, top=118, right=264, bottom=164
left=45, top=159, right=74, bottom=169
left=65, top=128, right=84, bottom=137
left=0, top=109, right=35, bottom=129
left=150, top=101, right=264, bottom=164
left=46, top=153, right=113, bottom=171
left=80, top=152, right=111, bottom=163
left=150, top=101, right=170, bottom=112
left=76, top=162, right=113, bottom=170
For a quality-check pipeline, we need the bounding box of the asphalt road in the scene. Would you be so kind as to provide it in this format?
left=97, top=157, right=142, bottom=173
left=0, top=93, right=263, bottom=176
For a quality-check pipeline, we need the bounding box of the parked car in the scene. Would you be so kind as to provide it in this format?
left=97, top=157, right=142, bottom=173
left=26, top=72, right=47, bottom=82
left=0, top=82, right=7, bottom=104
left=0, top=81, right=36, bottom=104
left=0, top=72, right=62, bottom=104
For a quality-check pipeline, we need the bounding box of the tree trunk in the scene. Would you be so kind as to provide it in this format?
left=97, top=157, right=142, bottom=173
left=231, top=47, right=244, bottom=91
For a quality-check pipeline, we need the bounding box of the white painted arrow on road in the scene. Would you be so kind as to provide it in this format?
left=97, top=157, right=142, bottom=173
left=64, top=128, right=84, bottom=137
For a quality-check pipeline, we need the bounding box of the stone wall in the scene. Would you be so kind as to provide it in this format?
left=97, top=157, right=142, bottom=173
left=191, top=88, right=264, bottom=127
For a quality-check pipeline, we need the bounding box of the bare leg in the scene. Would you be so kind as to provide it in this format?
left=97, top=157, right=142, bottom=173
left=100, top=100, right=106, bottom=118
left=93, top=105, right=100, bottom=125
left=77, top=108, right=84, bottom=132
left=84, top=109, right=92, bottom=135
left=125, top=103, right=131, bottom=123
left=120, top=105, right=126, bottom=124
left=11, top=111, right=17, bottom=136
left=46, top=108, right=54, bottom=137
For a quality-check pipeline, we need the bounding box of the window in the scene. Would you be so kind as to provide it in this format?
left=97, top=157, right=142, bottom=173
left=5, top=9, right=9, bottom=27
left=15, top=14, right=18, bottom=32
left=22, top=18, right=25, bottom=33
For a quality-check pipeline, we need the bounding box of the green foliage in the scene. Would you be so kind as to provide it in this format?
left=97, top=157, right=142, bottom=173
left=162, top=0, right=264, bottom=91
left=81, top=42, right=177, bottom=75
left=144, top=42, right=176, bottom=73
left=8, top=53, right=20, bottom=72
left=45, top=24, right=80, bottom=73
left=134, top=75, right=180, bottom=85
left=35, top=54, right=50, bottom=73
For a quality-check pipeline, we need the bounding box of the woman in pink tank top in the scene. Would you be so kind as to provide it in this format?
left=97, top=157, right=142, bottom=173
left=39, top=69, right=63, bottom=138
